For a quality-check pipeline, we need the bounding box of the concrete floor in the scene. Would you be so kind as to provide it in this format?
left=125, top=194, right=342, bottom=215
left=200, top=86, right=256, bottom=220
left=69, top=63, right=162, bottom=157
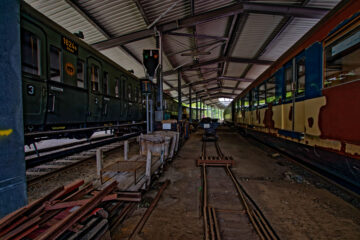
left=114, top=127, right=360, bottom=240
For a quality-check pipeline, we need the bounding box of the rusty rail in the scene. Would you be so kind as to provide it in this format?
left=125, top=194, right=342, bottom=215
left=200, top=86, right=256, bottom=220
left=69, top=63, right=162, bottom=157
left=199, top=137, right=278, bottom=240
left=128, top=180, right=170, bottom=239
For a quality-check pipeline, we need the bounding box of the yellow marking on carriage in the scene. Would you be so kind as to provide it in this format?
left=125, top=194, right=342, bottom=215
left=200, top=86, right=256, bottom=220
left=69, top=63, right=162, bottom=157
left=0, top=129, right=13, bottom=136
left=51, top=126, right=66, bottom=130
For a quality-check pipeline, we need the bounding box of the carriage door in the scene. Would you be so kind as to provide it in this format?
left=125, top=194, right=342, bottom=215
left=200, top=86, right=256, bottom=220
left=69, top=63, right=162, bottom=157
left=87, top=58, right=103, bottom=123
left=294, top=56, right=306, bottom=132
left=21, top=22, right=47, bottom=129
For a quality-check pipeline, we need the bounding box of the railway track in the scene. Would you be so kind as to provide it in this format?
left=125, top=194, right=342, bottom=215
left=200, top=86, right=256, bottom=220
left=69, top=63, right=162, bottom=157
left=199, top=140, right=279, bottom=240
left=26, top=132, right=141, bottom=185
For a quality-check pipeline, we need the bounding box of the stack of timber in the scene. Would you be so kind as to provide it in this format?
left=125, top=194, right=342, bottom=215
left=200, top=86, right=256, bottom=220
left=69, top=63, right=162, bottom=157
left=102, top=131, right=179, bottom=191
left=0, top=180, right=141, bottom=240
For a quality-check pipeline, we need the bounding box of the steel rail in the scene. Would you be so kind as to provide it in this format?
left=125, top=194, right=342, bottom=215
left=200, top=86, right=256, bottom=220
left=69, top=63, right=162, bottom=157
left=225, top=166, right=266, bottom=240
left=26, top=132, right=141, bottom=169
left=25, top=121, right=145, bottom=139
left=128, top=180, right=170, bottom=239
left=202, top=165, right=209, bottom=240
left=25, top=135, right=113, bottom=157
left=200, top=138, right=279, bottom=240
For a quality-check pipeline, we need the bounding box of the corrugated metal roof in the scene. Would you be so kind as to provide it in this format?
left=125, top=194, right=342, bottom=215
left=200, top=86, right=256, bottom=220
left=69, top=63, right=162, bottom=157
left=231, top=13, right=283, bottom=59
left=307, top=0, right=341, bottom=8
left=24, top=0, right=106, bottom=44
left=245, top=65, right=270, bottom=80
left=100, top=47, right=145, bottom=78
left=76, top=0, right=146, bottom=37
left=259, top=17, right=319, bottom=61
left=139, top=0, right=190, bottom=25
left=225, top=62, right=248, bottom=77
left=24, top=0, right=342, bottom=107
left=194, top=0, right=234, bottom=15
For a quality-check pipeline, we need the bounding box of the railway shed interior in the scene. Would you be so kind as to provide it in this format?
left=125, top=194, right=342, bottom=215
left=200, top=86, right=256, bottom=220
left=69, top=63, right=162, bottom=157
left=0, top=0, right=360, bottom=240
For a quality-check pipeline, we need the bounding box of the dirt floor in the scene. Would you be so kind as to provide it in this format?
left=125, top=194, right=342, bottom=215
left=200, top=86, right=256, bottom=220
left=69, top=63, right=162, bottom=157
left=113, top=127, right=360, bottom=240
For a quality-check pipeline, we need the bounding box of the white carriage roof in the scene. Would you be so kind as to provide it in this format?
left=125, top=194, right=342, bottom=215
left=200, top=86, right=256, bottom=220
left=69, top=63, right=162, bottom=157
left=25, top=0, right=342, bottom=108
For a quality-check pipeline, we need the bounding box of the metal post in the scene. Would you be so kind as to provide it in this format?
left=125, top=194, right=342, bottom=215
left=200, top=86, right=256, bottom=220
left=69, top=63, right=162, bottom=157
left=178, top=70, right=182, bottom=121
left=124, top=140, right=129, bottom=160
left=156, top=31, right=163, bottom=121
left=196, top=94, right=198, bottom=120
left=189, top=86, right=192, bottom=123
left=146, top=149, right=152, bottom=187
left=146, top=94, right=149, bottom=133
left=0, top=0, right=27, bottom=217
left=150, top=99, right=154, bottom=133
left=96, top=149, right=103, bottom=178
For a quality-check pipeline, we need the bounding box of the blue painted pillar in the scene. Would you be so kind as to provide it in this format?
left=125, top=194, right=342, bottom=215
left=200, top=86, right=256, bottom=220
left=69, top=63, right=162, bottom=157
left=0, top=0, right=27, bottom=217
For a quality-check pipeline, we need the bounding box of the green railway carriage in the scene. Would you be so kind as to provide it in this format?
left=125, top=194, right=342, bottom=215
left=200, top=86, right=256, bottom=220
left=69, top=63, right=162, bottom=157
left=20, top=2, right=181, bottom=136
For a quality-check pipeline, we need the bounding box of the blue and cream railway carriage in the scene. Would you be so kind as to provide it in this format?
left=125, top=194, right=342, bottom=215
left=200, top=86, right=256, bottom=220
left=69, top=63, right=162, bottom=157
left=224, top=0, right=360, bottom=193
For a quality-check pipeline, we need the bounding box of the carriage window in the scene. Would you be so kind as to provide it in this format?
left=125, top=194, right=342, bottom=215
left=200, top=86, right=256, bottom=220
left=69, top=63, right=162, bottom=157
left=259, top=83, right=266, bottom=106
left=266, top=76, right=276, bottom=103
left=115, top=78, right=120, bottom=98
left=50, top=46, right=61, bottom=82
left=77, top=60, right=85, bottom=88
left=285, top=66, right=293, bottom=99
left=103, top=72, right=109, bottom=95
left=91, top=65, right=100, bottom=92
left=324, top=25, right=360, bottom=88
left=296, top=59, right=305, bottom=96
left=21, top=30, right=41, bottom=76
left=127, top=84, right=132, bottom=100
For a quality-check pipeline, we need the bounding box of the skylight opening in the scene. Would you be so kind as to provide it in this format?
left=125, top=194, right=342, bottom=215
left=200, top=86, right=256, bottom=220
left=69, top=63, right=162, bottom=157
left=218, top=97, right=233, bottom=107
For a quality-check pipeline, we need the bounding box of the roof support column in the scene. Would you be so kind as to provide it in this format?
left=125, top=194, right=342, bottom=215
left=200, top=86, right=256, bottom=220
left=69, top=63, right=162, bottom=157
left=177, top=71, right=182, bottom=121
left=196, top=94, right=198, bottom=121
left=189, top=86, right=192, bottom=123
left=156, top=31, right=164, bottom=121
left=0, top=0, right=27, bottom=217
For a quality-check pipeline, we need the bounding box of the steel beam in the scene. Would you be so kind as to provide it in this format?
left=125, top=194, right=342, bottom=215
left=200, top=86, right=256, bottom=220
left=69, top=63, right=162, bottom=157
left=0, top=0, right=27, bottom=217
left=132, top=0, right=150, bottom=25
left=242, top=2, right=328, bottom=19
left=196, top=86, right=243, bottom=95
left=167, top=40, right=225, bottom=57
left=181, top=76, right=252, bottom=89
left=218, top=76, right=253, bottom=82
left=164, top=57, right=273, bottom=76
left=92, top=2, right=328, bottom=51
left=165, top=32, right=228, bottom=41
